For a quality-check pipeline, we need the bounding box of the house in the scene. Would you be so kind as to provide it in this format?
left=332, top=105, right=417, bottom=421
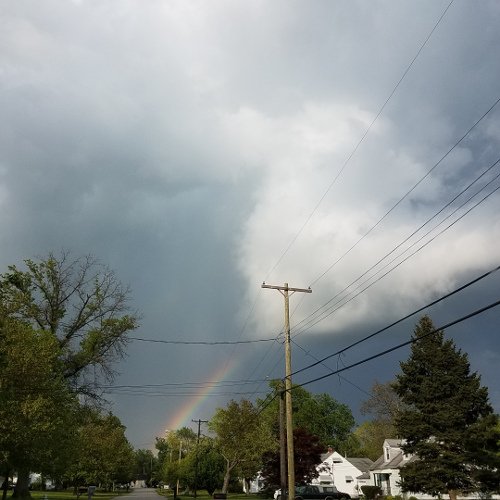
left=370, top=439, right=500, bottom=500
left=369, top=439, right=413, bottom=497
left=312, top=449, right=373, bottom=498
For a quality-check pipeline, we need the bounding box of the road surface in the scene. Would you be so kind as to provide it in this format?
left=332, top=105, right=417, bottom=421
left=118, top=488, right=160, bottom=500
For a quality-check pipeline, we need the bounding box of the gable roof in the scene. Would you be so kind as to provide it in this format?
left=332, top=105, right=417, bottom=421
left=384, top=439, right=402, bottom=447
left=346, top=457, right=374, bottom=472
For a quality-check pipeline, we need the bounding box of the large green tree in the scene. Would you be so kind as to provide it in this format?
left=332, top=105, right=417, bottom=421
left=0, top=318, right=78, bottom=498
left=209, top=399, right=275, bottom=494
left=260, top=381, right=355, bottom=451
left=65, top=409, right=135, bottom=490
left=0, top=251, right=139, bottom=397
left=394, top=316, right=500, bottom=500
left=175, top=437, right=225, bottom=496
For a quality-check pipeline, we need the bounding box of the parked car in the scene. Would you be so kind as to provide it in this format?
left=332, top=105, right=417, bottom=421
left=277, top=485, right=350, bottom=500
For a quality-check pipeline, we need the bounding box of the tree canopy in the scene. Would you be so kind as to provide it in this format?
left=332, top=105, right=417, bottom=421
left=260, top=381, right=355, bottom=451
left=394, top=316, right=500, bottom=499
left=260, top=427, right=324, bottom=488
left=0, top=251, right=139, bottom=397
left=209, top=399, right=275, bottom=493
left=0, top=317, right=78, bottom=498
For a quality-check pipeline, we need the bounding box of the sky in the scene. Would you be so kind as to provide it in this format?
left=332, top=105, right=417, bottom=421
left=1, top=0, right=500, bottom=451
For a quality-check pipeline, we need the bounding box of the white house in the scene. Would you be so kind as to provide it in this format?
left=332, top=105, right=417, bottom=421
left=369, top=439, right=412, bottom=497
left=369, top=439, right=500, bottom=500
left=312, top=449, right=373, bottom=498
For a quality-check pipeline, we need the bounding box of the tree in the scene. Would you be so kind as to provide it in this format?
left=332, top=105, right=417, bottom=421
left=260, top=427, right=324, bottom=488
left=176, top=437, right=225, bottom=496
left=260, top=381, right=355, bottom=451
left=0, top=318, right=78, bottom=499
left=65, top=409, right=135, bottom=490
left=209, top=399, right=275, bottom=493
left=134, top=449, right=157, bottom=486
left=0, top=251, right=139, bottom=397
left=159, top=427, right=198, bottom=490
left=360, top=380, right=402, bottom=427
left=353, top=380, right=404, bottom=460
left=393, top=316, right=500, bottom=500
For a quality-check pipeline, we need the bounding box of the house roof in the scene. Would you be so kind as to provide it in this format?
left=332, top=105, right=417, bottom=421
left=370, top=450, right=417, bottom=471
left=384, top=439, right=402, bottom=447
left=345, top=457, right=374, bottom=472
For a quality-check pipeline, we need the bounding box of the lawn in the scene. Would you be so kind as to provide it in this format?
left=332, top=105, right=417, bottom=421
left=7, top=491, right=131, bottom=500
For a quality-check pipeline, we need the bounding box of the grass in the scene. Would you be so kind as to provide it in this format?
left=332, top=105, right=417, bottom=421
left=155, top=491, right=266, bottom=500
left=6, top=491, right=131, bottom=500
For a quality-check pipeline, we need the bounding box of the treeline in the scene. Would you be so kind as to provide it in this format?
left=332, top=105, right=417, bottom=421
left=2, top=253, right=499, bottom=500
left=0, top=252, right=139, bottom=498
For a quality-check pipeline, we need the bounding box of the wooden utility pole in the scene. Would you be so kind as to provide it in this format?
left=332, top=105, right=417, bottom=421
left=262, top=282, right=312, bottom=500
left=279, top=384, right=287, bottom=498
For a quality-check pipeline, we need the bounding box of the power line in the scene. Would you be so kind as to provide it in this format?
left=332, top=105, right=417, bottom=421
left=129, top=336, right=276, bottom=345
left=291, top=339, right=372, bottom=398
left=291, top=263, right=500, bottom=377
left=296, top=178, right=500, bottom=337
left=99, top=379, right=268, bottom=389
left=308, top=95, right=500, bottom=288
left=295, top=298, right=500, bottom=389
left=292, top=158, right=500, bottom=335
left=264, top=0, right=455, bottom=281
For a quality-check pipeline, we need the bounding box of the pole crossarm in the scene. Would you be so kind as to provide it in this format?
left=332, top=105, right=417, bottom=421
left=262, top=282, right=312, bottom=294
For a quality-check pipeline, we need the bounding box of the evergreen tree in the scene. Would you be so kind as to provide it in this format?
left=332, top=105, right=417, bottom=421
left=393, top=316, right=500, bottom=500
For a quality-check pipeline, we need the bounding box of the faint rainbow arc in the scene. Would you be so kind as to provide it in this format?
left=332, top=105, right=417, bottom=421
left=165, top=360, right=236, bottom=432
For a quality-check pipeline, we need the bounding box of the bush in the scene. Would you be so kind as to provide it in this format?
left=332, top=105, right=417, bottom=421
left=360, top=486, right=382, bottom=500
left=408, top=497, right=418, bottom=500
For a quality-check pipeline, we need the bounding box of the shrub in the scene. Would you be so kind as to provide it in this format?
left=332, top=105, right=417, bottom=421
left=361, top=486, right=382, bottom=500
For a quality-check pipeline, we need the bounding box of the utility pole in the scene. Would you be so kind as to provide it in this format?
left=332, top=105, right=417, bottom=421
left=262, top=282, right=312, bottom=500
left=279, top=383, right=287, bottom=499
left=192, top=419, right=208, bottom=499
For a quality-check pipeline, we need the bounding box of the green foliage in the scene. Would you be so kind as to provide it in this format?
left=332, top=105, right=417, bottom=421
left=260, top=381, right=355, bottom=450
left=0, top=317, right=78, bottom=492
left=209, top=399, right=275, bottom=493
left=134, top=448, right=158, bottom=485
left=179, top=437, right=225, bottom=495
left=394, top=316, right=500, bottom=496
left=0, top=252, right=139, bottom=395
left=349, top=420, right=396, bottom=461
left=360, top=486, right=382, bottom=499
left=65, top=409, right=135, bottom=488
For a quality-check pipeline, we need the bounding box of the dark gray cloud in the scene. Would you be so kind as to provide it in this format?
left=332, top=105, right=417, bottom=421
left=1, top=0, right=499, bottom=449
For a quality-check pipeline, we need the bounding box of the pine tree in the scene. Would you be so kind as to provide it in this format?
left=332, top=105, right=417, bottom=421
left=393, top=316, right=500, bottom=500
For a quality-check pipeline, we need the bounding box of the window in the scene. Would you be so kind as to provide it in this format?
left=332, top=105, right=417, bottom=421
left=385, top=447, right=390, bottom=461
left=345, top=476, right=353, bottom=483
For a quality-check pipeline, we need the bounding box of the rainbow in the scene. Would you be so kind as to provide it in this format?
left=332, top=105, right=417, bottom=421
left=165, top=360, right=236, bottom=432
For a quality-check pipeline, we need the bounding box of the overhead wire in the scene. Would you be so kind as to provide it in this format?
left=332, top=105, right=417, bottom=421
left=224, top=0, right=457, bottom=407
left=290, top=263, right=500, bottom=377
left=294, top=176, right=500, bottom=337
left=129, top=336, right=276, bottom=345
left=308, top=95, right=500, bottom=288
left=263, top=0, right=455, bottom=282
left=294, top=298, right=500, bottom=389
left=291, top=156, right=500, bottom=335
